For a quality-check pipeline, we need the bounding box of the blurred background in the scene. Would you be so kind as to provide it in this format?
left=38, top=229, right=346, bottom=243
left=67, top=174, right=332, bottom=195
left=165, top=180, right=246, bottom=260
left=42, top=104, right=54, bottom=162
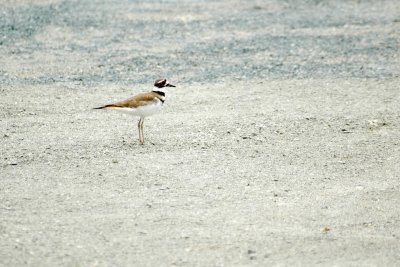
left=1, top=0, right=399, bottom=88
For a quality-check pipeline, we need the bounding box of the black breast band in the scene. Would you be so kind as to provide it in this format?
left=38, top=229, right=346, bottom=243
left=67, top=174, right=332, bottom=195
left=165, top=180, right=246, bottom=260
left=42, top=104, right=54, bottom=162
left=153, top=91, right=165, bottom=97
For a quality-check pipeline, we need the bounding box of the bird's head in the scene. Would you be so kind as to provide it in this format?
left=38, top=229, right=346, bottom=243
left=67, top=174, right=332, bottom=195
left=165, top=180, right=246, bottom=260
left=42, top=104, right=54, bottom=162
left=153, top=79, right=176, bottom=90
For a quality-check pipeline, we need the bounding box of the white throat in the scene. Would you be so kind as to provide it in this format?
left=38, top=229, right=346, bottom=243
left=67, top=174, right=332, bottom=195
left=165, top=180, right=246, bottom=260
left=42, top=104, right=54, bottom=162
left=152, top=86, right=166, bottom=93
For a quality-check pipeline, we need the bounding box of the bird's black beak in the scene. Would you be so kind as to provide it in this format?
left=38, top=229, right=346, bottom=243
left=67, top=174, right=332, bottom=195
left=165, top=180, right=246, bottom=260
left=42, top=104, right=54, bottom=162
left=166, top=84, right=176, bottom=87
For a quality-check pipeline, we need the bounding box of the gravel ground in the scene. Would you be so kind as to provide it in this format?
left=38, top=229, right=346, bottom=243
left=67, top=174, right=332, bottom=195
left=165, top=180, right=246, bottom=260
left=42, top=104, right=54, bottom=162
left=1, top=0, right=400, bottom=266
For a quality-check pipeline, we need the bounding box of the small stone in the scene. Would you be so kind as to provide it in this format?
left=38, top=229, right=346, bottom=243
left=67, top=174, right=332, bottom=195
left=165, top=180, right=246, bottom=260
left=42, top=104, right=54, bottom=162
left=321, top=226, right=331, bottom=233
left=368, top=119, right=387, bottom=129
left=112, top=159, right=118, bottom=163
left=341, top=129, right=352, bottom=133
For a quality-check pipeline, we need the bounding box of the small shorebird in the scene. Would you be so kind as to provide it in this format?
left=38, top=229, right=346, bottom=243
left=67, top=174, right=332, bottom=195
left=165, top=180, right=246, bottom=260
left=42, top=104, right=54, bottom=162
left=94, top=79, right=176, bottom=145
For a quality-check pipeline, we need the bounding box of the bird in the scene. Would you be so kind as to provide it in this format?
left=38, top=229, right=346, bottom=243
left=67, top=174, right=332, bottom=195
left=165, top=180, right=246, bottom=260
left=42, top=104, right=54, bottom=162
left=94, top=78, right=176, bottom=145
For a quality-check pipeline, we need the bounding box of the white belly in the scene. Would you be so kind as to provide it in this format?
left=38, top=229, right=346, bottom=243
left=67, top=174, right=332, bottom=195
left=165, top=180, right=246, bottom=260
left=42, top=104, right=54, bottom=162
left=113, top=102, right=163, bottom=118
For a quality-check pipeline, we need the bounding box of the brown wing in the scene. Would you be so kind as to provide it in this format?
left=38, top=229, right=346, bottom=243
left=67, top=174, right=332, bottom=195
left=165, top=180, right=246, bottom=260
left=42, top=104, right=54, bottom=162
left=94, top=92, right=160, bottom=109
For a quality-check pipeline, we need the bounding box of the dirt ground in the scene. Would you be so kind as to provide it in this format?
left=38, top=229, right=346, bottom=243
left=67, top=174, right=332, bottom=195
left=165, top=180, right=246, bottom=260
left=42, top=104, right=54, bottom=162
left=1, top=0, right=400, bottom=266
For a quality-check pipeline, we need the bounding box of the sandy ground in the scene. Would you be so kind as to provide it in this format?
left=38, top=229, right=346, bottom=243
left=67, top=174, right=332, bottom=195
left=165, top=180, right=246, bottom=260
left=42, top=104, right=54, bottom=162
left=1, top=0, right=400, bottom=266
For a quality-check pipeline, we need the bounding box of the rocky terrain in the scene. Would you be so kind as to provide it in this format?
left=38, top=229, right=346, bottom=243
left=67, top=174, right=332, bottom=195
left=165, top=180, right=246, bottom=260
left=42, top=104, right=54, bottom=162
left=1, top=0, right=400, bottom=266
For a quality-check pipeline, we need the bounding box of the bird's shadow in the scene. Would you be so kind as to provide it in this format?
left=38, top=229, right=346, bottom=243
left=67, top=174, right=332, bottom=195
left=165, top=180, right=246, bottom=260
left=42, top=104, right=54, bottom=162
left=120, top=138, right=157, bottom=150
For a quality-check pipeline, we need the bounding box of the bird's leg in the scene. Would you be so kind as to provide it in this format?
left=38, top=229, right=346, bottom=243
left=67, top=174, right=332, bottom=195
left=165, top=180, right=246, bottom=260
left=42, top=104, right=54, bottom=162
left=140, top=118, right=145, bottom=144
left=138, top=118, right=143, bottom=144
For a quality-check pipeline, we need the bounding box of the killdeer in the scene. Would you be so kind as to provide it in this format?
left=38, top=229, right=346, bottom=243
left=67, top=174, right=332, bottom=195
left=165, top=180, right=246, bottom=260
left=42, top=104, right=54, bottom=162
left=94, top=79, right=176, bottom=145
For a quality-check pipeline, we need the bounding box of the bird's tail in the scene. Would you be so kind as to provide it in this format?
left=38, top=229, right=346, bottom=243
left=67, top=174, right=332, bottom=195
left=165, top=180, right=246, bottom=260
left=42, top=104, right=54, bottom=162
left=93, top=104, right=116, bottom=110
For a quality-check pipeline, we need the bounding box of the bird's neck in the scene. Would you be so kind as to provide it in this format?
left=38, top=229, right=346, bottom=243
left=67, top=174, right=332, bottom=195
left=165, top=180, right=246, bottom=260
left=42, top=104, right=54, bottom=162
left=152, top=87, right=166, bottom=95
